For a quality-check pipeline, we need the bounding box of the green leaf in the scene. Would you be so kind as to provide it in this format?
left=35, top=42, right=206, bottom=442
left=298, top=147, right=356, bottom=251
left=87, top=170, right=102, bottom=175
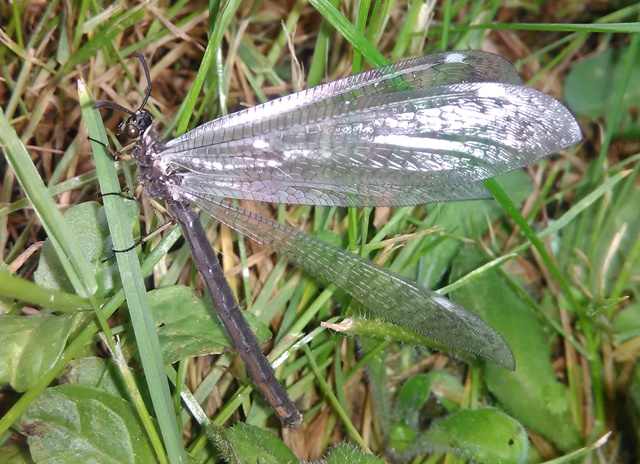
left=564, top=47, right=640, bottom=138
left=17, top=384, right=156, bottom=463
left=388, top=423, right=417, bottom=453
left=142, top=286, right=273, bottom=365
left=613, top=303, right=640, bottom=344
left=395, top=374, right=431, bottom=425
left=34, top=201, right=138, bottom=299
left=450, top=245, right=582, bottom=452
left=324, top=443, right=385, bottom=463
left=64, top=357, right=138, bottom=400
left=419, top=408, right=528, bottom=464
left=0, top=314, right=82, bottom=392
left=207, top=422, right=298, bottom=464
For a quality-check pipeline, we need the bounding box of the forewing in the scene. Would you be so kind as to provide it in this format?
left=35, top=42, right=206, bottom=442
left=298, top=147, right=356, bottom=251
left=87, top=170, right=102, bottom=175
left=166, top=50, right=522, bottom=144
left=168, top=82, right=581, bottom=206
left=181, top=193, right=516, bottom=370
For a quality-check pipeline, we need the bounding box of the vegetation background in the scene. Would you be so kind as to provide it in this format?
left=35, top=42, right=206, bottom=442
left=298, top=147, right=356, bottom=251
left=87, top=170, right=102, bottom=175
left=1, top=0, right=639, bottom=463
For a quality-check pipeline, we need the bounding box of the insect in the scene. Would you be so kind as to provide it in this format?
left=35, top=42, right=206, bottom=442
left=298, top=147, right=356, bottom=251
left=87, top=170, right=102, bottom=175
left=93, top=50, right=582, bottom=428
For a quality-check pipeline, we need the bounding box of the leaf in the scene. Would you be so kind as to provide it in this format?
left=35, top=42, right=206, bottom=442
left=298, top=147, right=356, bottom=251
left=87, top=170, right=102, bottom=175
left=0, top=314, right=82, bottom=392
left=450, top=244, right=582, bottom=452
left=33, top=201, right=138, bottom=299
left=564, top=47, right=640, bottom=138
left=144, top=286, right=273, bottom=364
left=418, top=408, right=528, bottom=464
left=63, top=356, right=148, bottom=405
left=388, top=376, right=431, bottom=452
left=394, top=374, right=431, bottom=426
left=17, top=384, right=156, bottom=463
left=614, top=303, right=640, bottom=344
left=207, top=422, right=298, bottom=464
left=324, top=443, right=385, bottom=463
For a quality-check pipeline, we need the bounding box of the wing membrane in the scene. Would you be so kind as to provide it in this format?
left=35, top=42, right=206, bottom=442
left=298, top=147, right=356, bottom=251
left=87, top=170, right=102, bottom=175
left=168, top=82, right=581, bottom=206
left=166, top=50, right=522, bottom=145
left=182, top=193, right=516, bottom=370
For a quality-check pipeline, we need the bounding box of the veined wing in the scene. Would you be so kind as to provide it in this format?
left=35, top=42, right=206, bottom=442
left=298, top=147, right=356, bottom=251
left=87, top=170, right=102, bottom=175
left=158, top=51, right=531, bottom=208
left=182, top=192, right=516, bottom=370
left=166, top=50, right=522, bottom=144
left=168, top=82, right=582, bottom=207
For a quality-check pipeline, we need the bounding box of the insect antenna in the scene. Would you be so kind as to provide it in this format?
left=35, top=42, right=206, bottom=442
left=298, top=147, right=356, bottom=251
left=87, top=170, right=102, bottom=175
left=92, top=53, right=152, bottom=114
left=92, top=100, right=135, bottom=115
left=134, top=52, right=153, bottom=110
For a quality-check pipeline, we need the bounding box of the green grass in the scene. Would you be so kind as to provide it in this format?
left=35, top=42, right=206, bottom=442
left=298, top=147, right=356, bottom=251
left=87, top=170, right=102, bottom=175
left=2, top=0, right=640, bottom=462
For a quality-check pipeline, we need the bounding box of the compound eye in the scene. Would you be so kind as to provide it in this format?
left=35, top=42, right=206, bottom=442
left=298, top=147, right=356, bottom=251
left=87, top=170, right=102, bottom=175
left=124, top=124, right=140, bottom=139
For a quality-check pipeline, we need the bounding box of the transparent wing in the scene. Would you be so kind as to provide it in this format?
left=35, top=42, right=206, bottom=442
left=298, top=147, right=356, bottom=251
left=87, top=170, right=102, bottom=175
left=168, top=50, right=523, bottom=142
left=161, top=51, right=525, bottom=207
left=167, top=81, right=581, bottom=206
left=181, top=192, right=516, bottom=369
